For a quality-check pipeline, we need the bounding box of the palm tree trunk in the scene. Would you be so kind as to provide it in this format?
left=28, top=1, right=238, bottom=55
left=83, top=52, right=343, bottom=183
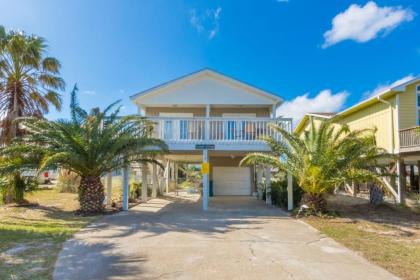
left=301, top=193, right=328, bottom=214
left=78, top=176, right=105, bottom=213
left=10, top=86, right=19, bottom=140
left=12, top=173, right=26, bottom=204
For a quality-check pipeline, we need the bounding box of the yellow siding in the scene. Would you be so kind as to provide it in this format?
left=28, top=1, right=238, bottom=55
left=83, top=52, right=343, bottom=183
left=296, top=82, right=420, bottom=153
left=399, top=83, right=418, bottom=130
left=339, top=98, right=394, bottom=152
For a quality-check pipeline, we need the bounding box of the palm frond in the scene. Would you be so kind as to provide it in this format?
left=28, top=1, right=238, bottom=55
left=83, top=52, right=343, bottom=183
left=245, top=119, right=389, bottom=196
left=2, top=90, right=167, bottom=178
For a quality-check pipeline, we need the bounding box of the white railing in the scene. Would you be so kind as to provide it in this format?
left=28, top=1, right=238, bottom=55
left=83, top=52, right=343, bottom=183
left=149, top=117, right=292, bottom=144
left=400, top=127, right=420, bottom=149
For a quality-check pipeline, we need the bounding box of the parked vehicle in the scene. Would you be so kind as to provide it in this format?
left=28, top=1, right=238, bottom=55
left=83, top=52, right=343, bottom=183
left=21, top=170, right=58, bottom=184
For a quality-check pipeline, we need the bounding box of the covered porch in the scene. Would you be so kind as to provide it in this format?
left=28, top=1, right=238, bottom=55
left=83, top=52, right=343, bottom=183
left=103, top=150, right=294, bottom=211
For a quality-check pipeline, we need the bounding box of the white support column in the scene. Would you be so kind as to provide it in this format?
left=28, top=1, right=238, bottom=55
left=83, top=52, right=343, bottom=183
left=141, top=162, right=149, bottom=202
left=205, top=104, right=210, bottom=141
left=171, top=162, right=175, bottom=180
left=417, top=161, right=420, bottom=194
left=202, top=149, right=209, bottom=211
left=264, top=167, right=272, bottom=205
left=351, top=181, right=357, bottom=197
left=287, top=173, right=293, bottom=211
left=396, top=159, right=406, bottom=204
left=122, top=167, right=130, bottom=211
left=174, top=163, right=178, bottom=190
left=271, top=104, right=277, bottom=119
left=256, top=165, right=263, bottom=200
left=165, top=160, right=170, bottom=193
left=152, top=163, right=158, bottom=198
left=159, top=169, right=165, bottom=195
left=105, top=172, right=113, bottom=205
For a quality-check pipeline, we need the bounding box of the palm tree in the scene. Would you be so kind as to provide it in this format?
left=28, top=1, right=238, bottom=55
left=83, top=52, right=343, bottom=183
left=0, top=26, right=64, bottom=203
left=0, top=25, right=65, bottom=144
left=1, top=86, right=167, bottom=213
left=241, top=119, right=389, bottom=213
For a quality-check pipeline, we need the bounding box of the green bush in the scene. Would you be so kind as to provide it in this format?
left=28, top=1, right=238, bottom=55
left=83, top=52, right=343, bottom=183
left=0, top=178, right=10, bottom=204
left=0, top=173, right=39, bottom=204
left=130, top=182, right=141, bottom=199
left=56, top=170, right=80, bottom=193
left=263, top=177, right=303, bottom=209
left=129, top=182, right=152, bottom=200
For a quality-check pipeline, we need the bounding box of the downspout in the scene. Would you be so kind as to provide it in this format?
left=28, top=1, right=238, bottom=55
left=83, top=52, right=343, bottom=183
left=377, top=95, right=394, bottom=154
left=395, top=94, right=400, bottom=153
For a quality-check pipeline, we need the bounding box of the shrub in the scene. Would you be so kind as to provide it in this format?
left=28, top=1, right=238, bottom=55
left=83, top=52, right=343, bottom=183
left=263, top=177, right=303, bottom=209
left=129, top=182, right=152, bottom=200
left=130, top=182, right=141, bottom=199
left=242, top=120, right=390, bottom=214
left=0, top=173, right=38, bottom=204
left=56, top=169, right=80, bottom=193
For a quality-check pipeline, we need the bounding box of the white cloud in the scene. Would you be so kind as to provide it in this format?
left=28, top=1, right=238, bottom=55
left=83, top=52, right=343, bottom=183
left=277, top=90, right=348, bottom=126
left=363, top=74, right=415, bottom=99
left=323, top=1, right=414, bottom=48
left=190, top=10, right=204, bottom=33
left=190, top=7, right=222, bottom=39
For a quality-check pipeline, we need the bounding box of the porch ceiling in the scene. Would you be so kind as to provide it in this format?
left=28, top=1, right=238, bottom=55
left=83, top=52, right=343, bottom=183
left=163, top=150, right=251, bottom=163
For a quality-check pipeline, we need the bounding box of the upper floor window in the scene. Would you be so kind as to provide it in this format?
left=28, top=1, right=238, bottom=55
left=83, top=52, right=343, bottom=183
left=417, top=85, right=420, bottom=125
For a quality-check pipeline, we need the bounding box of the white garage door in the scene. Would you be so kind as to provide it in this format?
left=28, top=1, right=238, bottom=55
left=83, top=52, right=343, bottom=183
left=213, top=167, right=251, bottom=196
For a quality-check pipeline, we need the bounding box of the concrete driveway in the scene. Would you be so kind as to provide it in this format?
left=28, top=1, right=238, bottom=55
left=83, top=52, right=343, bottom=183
left=54, top=195, right=398, bottom=280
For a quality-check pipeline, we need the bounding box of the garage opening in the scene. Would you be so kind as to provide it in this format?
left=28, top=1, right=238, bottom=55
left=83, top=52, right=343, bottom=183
left=212, top=166, right=251, bottom=196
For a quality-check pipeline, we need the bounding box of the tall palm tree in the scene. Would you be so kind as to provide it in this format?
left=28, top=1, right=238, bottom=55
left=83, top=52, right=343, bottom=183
left=1, top=86, right=167, bottom=213
left=241, top=119, right=389, bottom=213
left=0, top=25, right=65, bottom=144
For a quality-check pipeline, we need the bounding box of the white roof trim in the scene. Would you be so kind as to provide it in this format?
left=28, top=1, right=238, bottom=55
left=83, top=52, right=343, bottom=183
left=338, top=76, right=420, bottom=116
left=130, top=69, right=283, bottom=103
left=392, top=77, right=420, bottom=91
left=306, top=113, right=335, bottom=119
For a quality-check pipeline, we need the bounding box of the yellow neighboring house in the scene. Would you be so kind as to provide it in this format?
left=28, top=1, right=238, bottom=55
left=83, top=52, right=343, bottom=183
left=295, top=77, right=420, bottom=204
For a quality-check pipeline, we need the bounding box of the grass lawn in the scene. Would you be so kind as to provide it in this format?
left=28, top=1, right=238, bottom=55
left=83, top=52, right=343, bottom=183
left=0, top=187, right=98, bottom=280
left=304, top=195, right=420, bottom=280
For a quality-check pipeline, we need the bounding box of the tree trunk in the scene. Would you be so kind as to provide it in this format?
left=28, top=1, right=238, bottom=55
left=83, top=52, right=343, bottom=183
left=78, top=176, right=105, bottom=213
left=300, top=193, right=327, bottom=214
left=2, top=173, right=26, bottom=204
left=12, top=173, right=26, bottom=204
left=368, top=183, right=383, bottom=205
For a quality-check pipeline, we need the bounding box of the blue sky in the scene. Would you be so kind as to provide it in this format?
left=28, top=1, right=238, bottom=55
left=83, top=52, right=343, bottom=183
left=0, top=0, right=419, bottom=124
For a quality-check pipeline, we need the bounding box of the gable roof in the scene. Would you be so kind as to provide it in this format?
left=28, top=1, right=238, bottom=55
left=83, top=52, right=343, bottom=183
left=294, top=113, right=336, bottom=134
left=294, top=76, right=420, bottom=134
left=130, top=68, right=283, bottom=104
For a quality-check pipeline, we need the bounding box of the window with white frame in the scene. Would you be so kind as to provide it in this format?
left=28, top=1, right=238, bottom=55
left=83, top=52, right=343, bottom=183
left=417, top=85, right=420, bottom=125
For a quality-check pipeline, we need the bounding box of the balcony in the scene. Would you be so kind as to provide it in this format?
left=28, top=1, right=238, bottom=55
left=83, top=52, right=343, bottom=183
left=399, top=127, right=420, bottom=153
left=149, top=117, right=292, bottom=151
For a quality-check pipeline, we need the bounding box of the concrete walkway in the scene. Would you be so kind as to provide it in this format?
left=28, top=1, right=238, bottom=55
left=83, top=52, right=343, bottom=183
left=54, top=195, right=398, bottom=280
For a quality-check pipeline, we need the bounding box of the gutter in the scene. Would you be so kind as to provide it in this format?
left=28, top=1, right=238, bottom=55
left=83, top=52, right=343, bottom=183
left=377, top=95, right=394, bottom=154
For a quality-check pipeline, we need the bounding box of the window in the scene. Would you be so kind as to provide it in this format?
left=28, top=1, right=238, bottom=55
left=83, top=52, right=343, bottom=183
left=417, top=85, right=420, bottom=125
